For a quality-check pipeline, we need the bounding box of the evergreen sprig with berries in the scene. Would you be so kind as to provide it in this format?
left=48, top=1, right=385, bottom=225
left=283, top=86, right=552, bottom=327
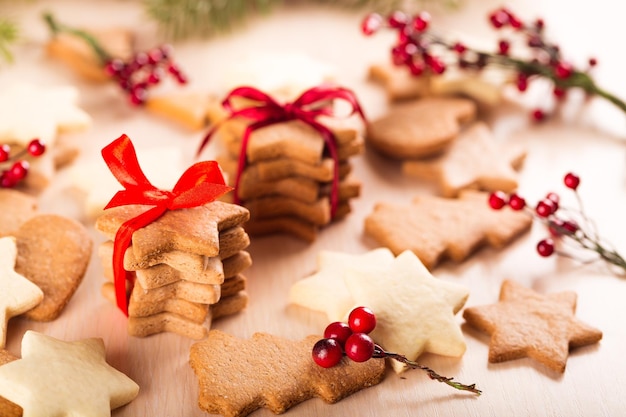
left=0, top=139, right=46, bottom=188
left=362, top=7, right=626, bottom=120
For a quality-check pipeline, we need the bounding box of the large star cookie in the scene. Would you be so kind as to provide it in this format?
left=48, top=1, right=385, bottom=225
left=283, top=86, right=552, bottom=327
left=0, top=237, right=43, bottom=348
left=344, top=250, right=469, bottom=373
left=0, top=349, right=20, bottom=417
left=0, top=331, right=139, bottom=416
left=463, top=280, right=603, bottom=373
left=189, top=330, right=385, bottom=417
left=364, top=191, right=532, bottom=270
left=288, top=248, right=396, bottom=321
left=403, top=122, right=526, bottom=197
left=0, top=83, right=91, bottom=147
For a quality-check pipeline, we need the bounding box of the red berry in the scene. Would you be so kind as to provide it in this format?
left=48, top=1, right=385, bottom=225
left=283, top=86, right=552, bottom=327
left=427, top=56, right=446, bottom=74
left=516, top=73, right=528, bottom=92
left=553, top=86, right=566, bottom=100
left=348, top=307, right=377, bottom=334
left=548, top=218, right=565, bottom=237
left=9, top=160, right=28, bottom=180
left=408, top=60, right=425, bottom=76
left=0, top=171, right=16, bottom=188
left=312, top=338, right=343, bottom=368
left=388, top=11, right=408, bottom=28
left=508, top=193, right=526, bottom=210
left=104, top=58, right=125, bottom=76
left=147, top=71, right=161, bottom=85
left=489, top=9, right=509, bottom=28
left=509, top=15, right=523, bottom=29
left=554, top=61, right=573, bottom=79
left=488, top=191, right=507, bottom=210
left=536, top=238, right=555, bottom=257
left=531, top=109, right=546, bottom=122
left=129, top=87, right=147, bottom=106
left=412, top=11, right=430, bottom=32
left=148, top=48, right=164, bottom=64
left=536, top=200, right=555, bottom=217
left=562, top=220, right=579, bottom=234
left=361, top=13, right=383, bottom=35
left=344, top=333, right=375, bottom=362
left=564, top=172, right=580, bottom=190
left=133, top=51, right=149, bottom=68
left=0, top=144, right=9, bottom=162
left=545, top=192, right=559, bottom=204
left=452, top=42, right=467, bottom=54
left=534, top=18, right=545, bottom=30
left=324, top=322, right=352, bottom=346
left=498, top=39, right=510, bottom=55
left=27, top=139, right=45, bottom=156
left=588, top=57, right=598, bottom=67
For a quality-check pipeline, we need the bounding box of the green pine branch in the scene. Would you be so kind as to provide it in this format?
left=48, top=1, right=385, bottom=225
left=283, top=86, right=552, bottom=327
left=143, top=0, right=459, bottom=40
left=0, top=18, right=18, bottom=63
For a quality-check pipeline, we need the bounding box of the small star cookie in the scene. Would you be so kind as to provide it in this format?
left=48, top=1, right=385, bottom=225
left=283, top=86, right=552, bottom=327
left=0, top=83, right=91, bottom=147
left=344, top=250, right=469, bottom=373
left=288, top=248, right=396, bottom=321
left=463, top=280, right=603, bottom=373
left=0, top=237, right=43, bottom=348
left=189, top=330, right=385, bottom=417
left=364, top=191, right=532, bottom=269
left=403, top=122, right=527, bottom=197
left=0, top=331, right=139, bottom=416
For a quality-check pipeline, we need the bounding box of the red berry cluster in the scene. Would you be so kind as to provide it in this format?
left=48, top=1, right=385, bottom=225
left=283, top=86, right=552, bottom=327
left=0, top=139, right=46, bottom=188
left=103, top=45, right=188, bottom=106
left=361, top=8, right=609, bottom=121
left=488, top=173, right=626, bottom=273
left=312, top=307, right=482, bottom=394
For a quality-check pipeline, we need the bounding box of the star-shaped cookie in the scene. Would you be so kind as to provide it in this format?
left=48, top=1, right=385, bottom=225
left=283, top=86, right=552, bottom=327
left=0, top=83, right=91, bottom=147
left=95, top=201, right=250, bottom=261
left=344, top=250, right=469, bottom=373
left=364, top=191, right=532, bottom=270
left=189, top=330, right=385, bottom=417
left=463, top=280, right=603, bottom=373
left=366, top=97, right=476, bottom=159
left=0, top=189, right=37, bottom=238
left=0, top=331, right=139, bottom=416
left=288, top=248, right=396, bottom=321
left=0, top=349, right=20, bottom=417
left=403, top=122, right=527, bottom=197
left=0, top=237, right=43, bottom=348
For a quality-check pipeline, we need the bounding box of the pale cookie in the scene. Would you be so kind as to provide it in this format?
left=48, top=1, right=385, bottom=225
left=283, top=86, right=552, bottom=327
left=368, top=63, right=432, bottom=101
left=403, top=122, right=527, bottom=197
left=0, top=331, right=139, bottom=417
left=366, top=97, right=476, bottom=159
left=0, top=83, right=91, bottom=147
left=0, top=189, right=37, bottom=237
left=463, top=280, right=603, bottom=373
left=0, top=349, right=21, bottom=417
left=0, top=237, right=43, bottom=348
left=289, top=248, right=395, bottom=322
left=129, top=279, right=221, bottom=305
left=189, top=330, right=386, bottom=417
left=14, top=214, right=92, bottom=321
left=95, top=201, right=250, bottom=261
left=145, top=92, right=216, bottom=130
left=46, top=27, right=133, bottom=82
left=344, top=251, right=469, bottom=373
left=364, top=191, right=532, bottom=270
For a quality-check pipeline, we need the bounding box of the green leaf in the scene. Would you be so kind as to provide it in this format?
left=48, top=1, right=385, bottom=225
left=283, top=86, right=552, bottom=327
left=0, top=18, right=18, bottom=63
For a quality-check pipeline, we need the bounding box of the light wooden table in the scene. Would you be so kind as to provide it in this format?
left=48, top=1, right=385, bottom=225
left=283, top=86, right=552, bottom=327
left=2, top=0, right=626, bottom=416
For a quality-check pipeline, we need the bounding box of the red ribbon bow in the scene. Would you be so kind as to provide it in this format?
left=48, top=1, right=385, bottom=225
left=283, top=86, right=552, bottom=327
left=102, top=134, right=233, bottom=315
left=197, top=85, right=366, bottom=218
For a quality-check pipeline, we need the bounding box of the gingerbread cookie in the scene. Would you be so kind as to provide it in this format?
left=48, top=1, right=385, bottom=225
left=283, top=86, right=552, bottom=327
left=0, top=189, right=37, bottom=237
left=364, top=191, right=532, bottom=269
left=0, top=331, right=139, bottom=416
left=145, top=92, right=216, bottom=130
left=189, top=330, right=385, bottom=417
left=463, top=280, right=603, bottom=373
left=403, top=122, right=527, bottom=197
left=0, top=237, right=43, bottom=348
left=366, top=97, right=476, bottom=159
left=14, top=214, right=92, bottom=321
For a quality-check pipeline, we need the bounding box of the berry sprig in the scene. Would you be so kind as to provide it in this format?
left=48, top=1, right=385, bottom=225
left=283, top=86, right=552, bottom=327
left=0, top=139, right=46, bottom=188
left=362, top=8, right=626, bottom=120
left=489, top=172, right=626, bottom=275
left=312, top=306, right=481, bottom=395
left=43, top=13, right=188, bottom=106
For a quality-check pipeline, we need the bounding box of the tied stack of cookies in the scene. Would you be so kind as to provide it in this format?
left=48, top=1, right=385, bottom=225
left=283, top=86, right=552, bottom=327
left=207, top=90, right=365, bottom=242
left=96, top=201, right=252, bottom=339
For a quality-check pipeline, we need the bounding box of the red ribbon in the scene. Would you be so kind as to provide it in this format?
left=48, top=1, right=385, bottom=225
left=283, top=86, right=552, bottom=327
left=197, top=85, right=366, bottom=218
left=102, top=134, right=233, bottom=315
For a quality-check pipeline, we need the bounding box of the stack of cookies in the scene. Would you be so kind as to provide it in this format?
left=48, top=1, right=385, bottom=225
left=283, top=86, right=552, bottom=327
left=215, top=116, right=364, bottom=241
left=95, top=201, right=252, bottom=339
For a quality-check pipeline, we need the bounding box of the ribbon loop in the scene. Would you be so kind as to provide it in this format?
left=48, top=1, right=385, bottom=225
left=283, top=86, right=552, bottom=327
left=102, top=134, right=233, bottom=315
left=197, top=85, right=367, bottom=218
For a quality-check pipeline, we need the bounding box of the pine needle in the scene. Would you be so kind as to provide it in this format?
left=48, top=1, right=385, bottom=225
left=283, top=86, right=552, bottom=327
left=0, top=18, right=18, bottom=63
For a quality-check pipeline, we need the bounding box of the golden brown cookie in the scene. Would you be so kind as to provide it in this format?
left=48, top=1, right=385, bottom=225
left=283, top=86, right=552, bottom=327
left=14, top=215, right=91, bottom=321
left=189, top=330, right=386, bottom=417
left=0, top=189, right=37, bottom=238
left=403, top=122, right=527, bottom=197
left=364, top=191, right=532, bottom=269
left=0, top=349, right=21, bottom=417
left=145, top=92, right=215, bottom=131
left=245, top=196, right=331, bottom=226
left=366, top=97, right=476, bottom=159
left=95, top=201, right=250, bottom=261
left=463, top=280, right=603, bottom=373
left=368, top=63, right=432, bottom=101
